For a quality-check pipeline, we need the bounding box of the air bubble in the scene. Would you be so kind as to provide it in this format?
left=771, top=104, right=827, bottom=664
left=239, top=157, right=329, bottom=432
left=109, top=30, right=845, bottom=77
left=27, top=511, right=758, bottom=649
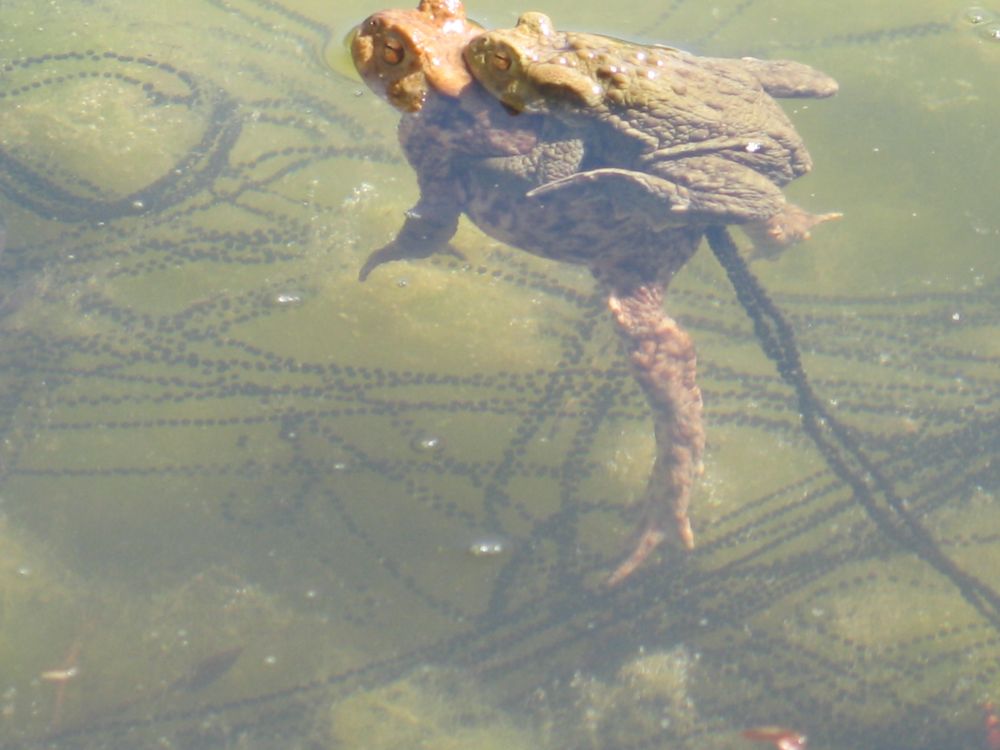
left=977, top=20, right=1000, bottom=40
left=467, top=535, right=508, bottom=557
left=272, top=291, right=303, bottom=306
left=410, top=434, right=444, bottom=453
left=960, top=6, right=994, bottom=25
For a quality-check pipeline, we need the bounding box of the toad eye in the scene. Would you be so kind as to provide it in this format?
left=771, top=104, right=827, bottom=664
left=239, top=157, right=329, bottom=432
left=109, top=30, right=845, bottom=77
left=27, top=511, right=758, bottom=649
left=491, top=49, right=512, bottom=71
left=381, top=37, right=405, bottom=65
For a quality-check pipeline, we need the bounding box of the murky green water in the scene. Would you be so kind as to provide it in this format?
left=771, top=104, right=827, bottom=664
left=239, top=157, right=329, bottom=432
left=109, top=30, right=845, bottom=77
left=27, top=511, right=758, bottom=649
left=0, top=1, right=997, bottom=749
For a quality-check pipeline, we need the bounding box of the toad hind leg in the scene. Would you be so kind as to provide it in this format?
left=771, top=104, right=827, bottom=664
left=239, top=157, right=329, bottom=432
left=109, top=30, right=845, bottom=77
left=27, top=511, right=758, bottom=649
left=605, top=284, right=704, bottom=586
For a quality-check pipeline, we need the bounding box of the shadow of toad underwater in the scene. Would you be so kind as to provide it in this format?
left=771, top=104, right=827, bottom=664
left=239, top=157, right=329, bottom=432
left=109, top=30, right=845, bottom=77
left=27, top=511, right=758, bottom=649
left=0, top=1, right=998, bottom=749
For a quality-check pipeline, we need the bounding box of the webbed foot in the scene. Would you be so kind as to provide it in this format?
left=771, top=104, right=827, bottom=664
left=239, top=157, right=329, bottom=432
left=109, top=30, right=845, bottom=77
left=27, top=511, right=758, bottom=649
left=744, top=203, right=841, bottom=260
left=358, top=240, right=464, bottom=281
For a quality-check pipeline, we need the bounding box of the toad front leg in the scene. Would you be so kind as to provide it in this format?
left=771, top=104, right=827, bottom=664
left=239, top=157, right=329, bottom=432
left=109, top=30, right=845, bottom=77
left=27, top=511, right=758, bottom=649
left=358, top=197, right=463, bottom=281
left=605, top=283, right=704, bottom=586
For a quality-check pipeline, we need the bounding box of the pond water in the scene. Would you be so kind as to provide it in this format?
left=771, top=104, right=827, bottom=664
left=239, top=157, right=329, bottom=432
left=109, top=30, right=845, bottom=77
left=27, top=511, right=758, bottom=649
left=0, top=1, right=997, bottom=749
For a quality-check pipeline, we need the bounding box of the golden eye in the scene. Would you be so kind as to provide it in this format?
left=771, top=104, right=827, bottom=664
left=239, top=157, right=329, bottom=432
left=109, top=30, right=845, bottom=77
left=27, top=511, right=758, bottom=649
left=382, top=37, right=405, bottom=65
left=492, top=50, right=512, bottom=71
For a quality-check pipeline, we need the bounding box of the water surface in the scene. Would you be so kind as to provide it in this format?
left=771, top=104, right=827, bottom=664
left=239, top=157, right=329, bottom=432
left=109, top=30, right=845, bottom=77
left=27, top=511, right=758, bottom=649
left=0, top=1, right=997, bottom=748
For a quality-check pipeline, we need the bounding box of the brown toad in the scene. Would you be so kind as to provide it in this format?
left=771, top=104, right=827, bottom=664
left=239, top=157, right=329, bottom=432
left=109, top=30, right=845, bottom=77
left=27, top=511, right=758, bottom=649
left=351, top=1, right=837, bottom=585
left=352, top=0, right=592, bottom=278
left=465, top=11, right=840, bottom=250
